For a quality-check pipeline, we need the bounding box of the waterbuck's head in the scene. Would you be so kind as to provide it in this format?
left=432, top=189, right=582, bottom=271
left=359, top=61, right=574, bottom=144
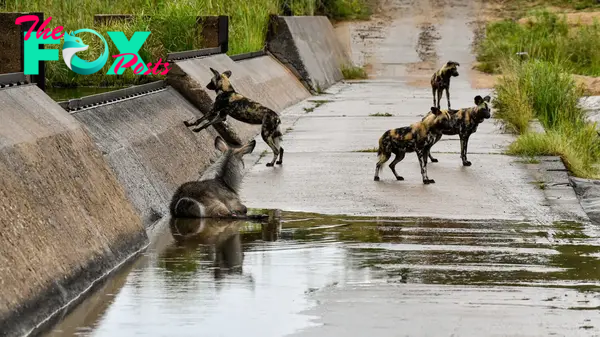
left=474, top=95, right=492, bottom=121
left=206, top=67, right=234, bottom=94
left=213, top=136, right=256, bottom=192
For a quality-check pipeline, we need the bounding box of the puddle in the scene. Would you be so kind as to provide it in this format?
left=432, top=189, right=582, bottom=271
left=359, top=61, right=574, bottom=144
left=42, top=211, right=600, bottom=337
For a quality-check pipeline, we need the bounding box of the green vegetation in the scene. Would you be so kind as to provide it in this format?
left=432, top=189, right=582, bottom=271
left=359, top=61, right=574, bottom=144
left=496, top=0, right=600, bottom=19
left=341, top=64, right=369, bottom=79
left=476, top=10, right=600, bottom=76
left=494, top=59, right=600, bottom=178
left=5, top=0, right=375, bottom=88
left=369, top=112, right=393, bottom=117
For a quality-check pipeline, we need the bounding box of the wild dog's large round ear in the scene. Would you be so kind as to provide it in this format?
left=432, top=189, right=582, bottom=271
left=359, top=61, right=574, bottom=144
left=223, top=70, right=232, bottom=78
left=483, top=95, right=491, bottom=103
left=206, top=81, right=216, bottom=90
left=209, top=67, right=220, bottom=77
left=214, top=136, right=229, bottom=152
left=474, top=95, right=483, bottom=105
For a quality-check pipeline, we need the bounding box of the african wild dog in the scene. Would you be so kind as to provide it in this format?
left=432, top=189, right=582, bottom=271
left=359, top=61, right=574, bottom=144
left=431, top=61, right=460, bottom=110
left=374, top=107, right=452, bottom=184
left=183, top=67, right=284, bottom=167
left=170, top=136, right=255, bottom=218
left=426, top=95, right=492, bottom=166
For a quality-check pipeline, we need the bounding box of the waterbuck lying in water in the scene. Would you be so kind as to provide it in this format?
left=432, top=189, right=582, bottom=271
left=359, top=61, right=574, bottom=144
left=170, top=136, right=255, bottom=218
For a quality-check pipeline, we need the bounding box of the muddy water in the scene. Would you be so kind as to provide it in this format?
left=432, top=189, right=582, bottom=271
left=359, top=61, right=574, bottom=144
left=43, top=211, right=600, bottom=336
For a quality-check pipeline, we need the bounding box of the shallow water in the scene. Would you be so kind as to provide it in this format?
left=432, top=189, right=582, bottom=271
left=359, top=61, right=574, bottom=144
left=42, top=211, right=600, bottom=337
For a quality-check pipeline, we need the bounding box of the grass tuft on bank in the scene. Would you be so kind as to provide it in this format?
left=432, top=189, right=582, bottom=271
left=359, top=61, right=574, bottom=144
left=476, top=10, right=600, bottom=76
left=4, top=0, right=375, bottom=88
left=341, top=64, right=369, bottom=79
left=493, top=59, right=600, bottom=178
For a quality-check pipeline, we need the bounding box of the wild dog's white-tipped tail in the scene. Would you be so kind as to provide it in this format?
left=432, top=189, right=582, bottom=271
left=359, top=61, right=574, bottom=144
left=173, top=197, right=205, bottom=218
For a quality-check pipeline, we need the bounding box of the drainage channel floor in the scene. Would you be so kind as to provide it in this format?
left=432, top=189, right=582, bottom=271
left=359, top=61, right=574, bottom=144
left=43, top=211, right=600, bottom=337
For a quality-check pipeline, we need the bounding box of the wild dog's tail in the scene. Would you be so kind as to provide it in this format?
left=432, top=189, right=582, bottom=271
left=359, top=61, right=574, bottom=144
left=377, top=131, right=387, bottom=156
left=172, top=197, right=205, bottom=218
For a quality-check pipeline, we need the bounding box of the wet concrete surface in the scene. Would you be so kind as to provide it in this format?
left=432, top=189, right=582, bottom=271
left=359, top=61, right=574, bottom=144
left=42, top=213, right=600, bottom=337
left=37, top=0, right=600, bottom=335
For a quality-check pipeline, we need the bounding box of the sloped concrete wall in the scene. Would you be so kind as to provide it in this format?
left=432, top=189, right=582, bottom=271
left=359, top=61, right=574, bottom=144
left=167, top=53, right=311, bottom=144
left=71, top=86, right=223, bottom=227
left=266, top=15, right=352, bottom=93
left=0, top=84, right=147, bottom=337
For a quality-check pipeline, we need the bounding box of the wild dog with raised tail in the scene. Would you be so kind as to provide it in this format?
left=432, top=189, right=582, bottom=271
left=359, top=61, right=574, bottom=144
left=183, top=67, right=284, bottom=167
left=426, top=95, right=492, bottom=166
left=431, top=61, right=459, bottom=109
left=374, top=107, right=452, bottom=184
left=170, top=136, right=255, bottom=218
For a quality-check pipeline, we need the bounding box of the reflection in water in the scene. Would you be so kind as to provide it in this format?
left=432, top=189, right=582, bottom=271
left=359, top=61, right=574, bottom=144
left=41, top=211, right=600, bottom=337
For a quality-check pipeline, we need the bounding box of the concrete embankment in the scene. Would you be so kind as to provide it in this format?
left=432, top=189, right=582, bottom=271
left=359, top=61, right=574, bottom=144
left=67, top=82, right=224, bottom=227
left=266, top=15, right=352, bottom=93
left=167, top=53, right=311, bottom=144
left=0, top=83, right=147, bottom=337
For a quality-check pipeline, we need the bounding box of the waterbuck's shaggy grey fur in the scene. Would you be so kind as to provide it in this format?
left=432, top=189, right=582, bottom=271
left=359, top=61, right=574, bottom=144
left=169, top=136, right=256, bottom=218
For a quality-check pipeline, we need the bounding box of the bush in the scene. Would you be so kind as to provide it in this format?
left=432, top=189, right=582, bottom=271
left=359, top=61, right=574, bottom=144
left=493, top=58, right=600, bottom=178
left=476, top=10, right=600, bottom=76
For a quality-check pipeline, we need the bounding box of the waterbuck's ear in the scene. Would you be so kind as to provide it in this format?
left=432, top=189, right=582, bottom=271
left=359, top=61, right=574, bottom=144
left=431, top=106, right=441, bottom=115
left=222, top=70, right=232, bottom=78
left=483, top=95, right=491, bottom=102
left=214, top=136, right=229, bottom=153
left=237, top=139, right=256, bottom=156
left=206, top=81, right=216, bottom=90
left=474, top=95, right=483, bottom=105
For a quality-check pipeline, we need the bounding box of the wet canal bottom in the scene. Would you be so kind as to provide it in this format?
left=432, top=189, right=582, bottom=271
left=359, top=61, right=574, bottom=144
left=43, top=210, right=600, bottom=337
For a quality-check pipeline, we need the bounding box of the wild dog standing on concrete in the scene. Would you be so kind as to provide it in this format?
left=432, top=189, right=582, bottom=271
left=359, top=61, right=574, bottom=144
left=170, top=136, right=255, bottom=218
left=426, top=95, right=492, bottom=166
left=431, top=61, right=460, bottom=110
left=183, top=67, right=284, bottom=167
left=374, top=107, right=452, bottom=184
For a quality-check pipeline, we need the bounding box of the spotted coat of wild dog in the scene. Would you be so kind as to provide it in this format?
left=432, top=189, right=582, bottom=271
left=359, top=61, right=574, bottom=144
left=183, top=67, right=284, bottom=167
left=374, top=107, right=452, bottom=184
left=425, top=95, right=492, bottom=166
left=169, top=136, right=256, bottom=219
left=431, top=61, right=460, bottom=110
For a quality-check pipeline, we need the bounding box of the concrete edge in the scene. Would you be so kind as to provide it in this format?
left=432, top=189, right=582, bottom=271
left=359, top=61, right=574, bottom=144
left=2, top=230, right=148, bottom=337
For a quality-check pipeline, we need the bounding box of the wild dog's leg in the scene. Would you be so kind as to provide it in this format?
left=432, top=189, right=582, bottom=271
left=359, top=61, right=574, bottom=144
left=277, top=145, right=284, bottom=165
left=192, top=110, right=227, bottom=133
left=446, top=84, right=451, bottom=110
left=388, top=151, right=406, bottom=181
left=417, top=147, right=435, bottom=184
left=460, top=132, right=472, bottom=166
left=432, top=87, right=437, bottom=108
left=436, top=88, right=443, bottom=110
left=184, top=114, right=209, bottom=127
left=262, top=129, right=280, bottom=167
left=374, top=150, right=391, bottom=181
left=428, top=133, right=442, bottom=163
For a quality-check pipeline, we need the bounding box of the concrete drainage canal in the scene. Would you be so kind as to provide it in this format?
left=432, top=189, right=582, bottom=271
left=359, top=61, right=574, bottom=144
left=43, top=210, right=600, bottom=337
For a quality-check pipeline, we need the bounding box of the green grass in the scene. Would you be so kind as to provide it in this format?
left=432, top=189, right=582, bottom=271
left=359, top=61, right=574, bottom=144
left=369, top=112, right=393, bottom=117
left=4, top=0, right=374, bottom=88
left=493, top=59, right=600, bottom=178
left=341, top=64, right=369, bottom=79
left=476, top=10, right=600, bottom=76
